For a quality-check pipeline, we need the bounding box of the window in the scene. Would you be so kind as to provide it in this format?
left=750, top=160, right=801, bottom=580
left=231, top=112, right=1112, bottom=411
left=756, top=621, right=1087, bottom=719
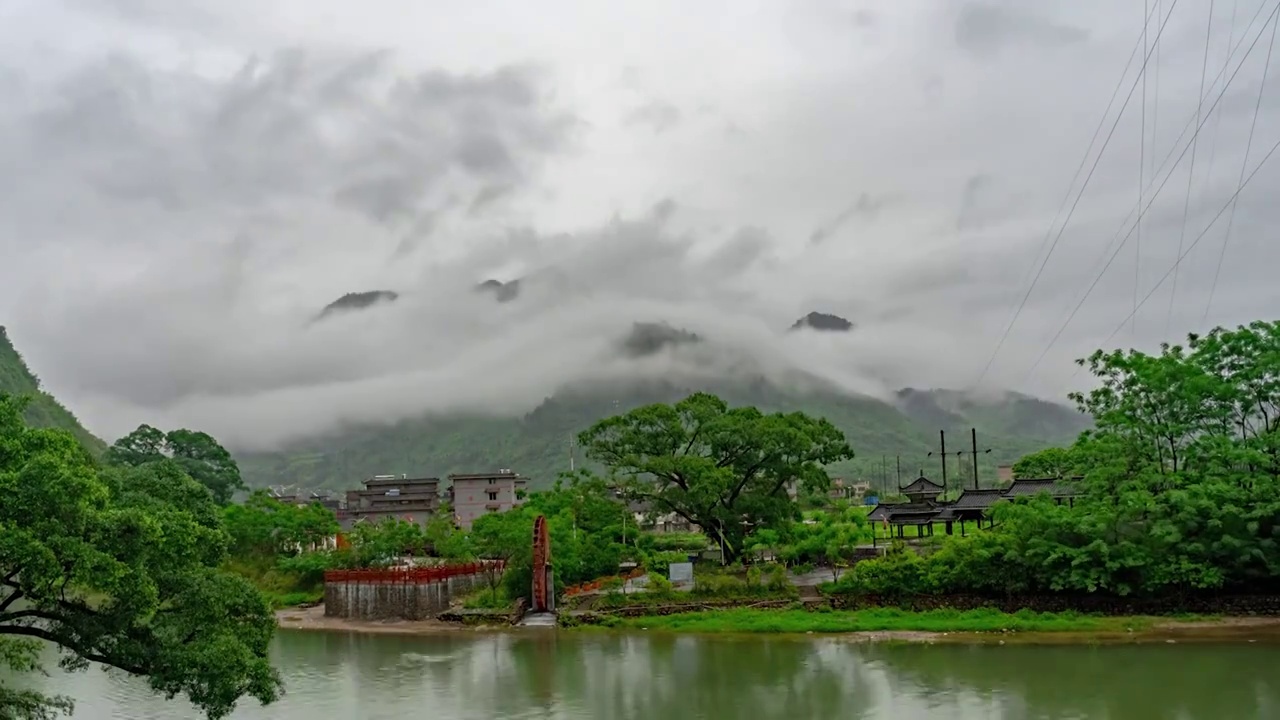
left=487, top=478, right=496, bottom=485
left=487, top=491, right=498, bottom=501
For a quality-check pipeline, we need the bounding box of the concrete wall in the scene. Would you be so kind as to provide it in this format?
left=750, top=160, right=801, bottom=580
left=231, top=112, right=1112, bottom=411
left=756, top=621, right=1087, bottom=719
left=324, top=572, right=489, bottom=620
left=453, top=478, right=524, bottom=529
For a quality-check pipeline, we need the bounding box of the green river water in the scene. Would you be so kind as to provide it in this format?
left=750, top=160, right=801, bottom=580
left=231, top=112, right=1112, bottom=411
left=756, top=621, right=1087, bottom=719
left=11, top=630, right=1280, bottom=719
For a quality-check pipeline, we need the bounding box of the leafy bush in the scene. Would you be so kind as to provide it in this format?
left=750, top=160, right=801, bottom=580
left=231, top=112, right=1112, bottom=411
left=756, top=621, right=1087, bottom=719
left=646, top=572, right=675, bottom=595
left=463, top=587, right=512, bottom=610
left=830, top=545, right=929, bottom=597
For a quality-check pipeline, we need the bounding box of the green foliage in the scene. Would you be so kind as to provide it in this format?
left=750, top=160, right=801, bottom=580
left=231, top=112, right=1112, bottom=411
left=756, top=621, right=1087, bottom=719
left=689, top=568, right=798, bottom=601
left=462, top=587, right=511, bottom=609
left=774, top=508, right=873, bottom=578
left=1012, top=446, right=1083, bottom=479
left=0, top=393, right=280, bottom=720
left=223, top=490, right=339, bottom=560
left=106, top=424, right=247, bottom=504
left=0, top=328, right=105, bottom=456
left=579, top=392, right=853, bottom=563
left=602, top=607, right=1161, bottom=634
left=238, top=381, right=1086, bottom=491
left=835, top=321, right=1280, bottom=599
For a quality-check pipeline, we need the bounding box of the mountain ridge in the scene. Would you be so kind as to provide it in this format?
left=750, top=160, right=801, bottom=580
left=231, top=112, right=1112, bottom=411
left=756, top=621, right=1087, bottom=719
left=0, top=326, right=106, bottom=454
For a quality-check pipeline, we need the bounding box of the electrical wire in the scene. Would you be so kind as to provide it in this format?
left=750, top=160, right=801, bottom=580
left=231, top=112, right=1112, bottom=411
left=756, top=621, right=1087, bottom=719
left=1203, top=4, right=1278, bottom=324
left=1022, top=0, right=1280, bottom=383
left=1166, top=0, right=1217, bottom=338
left=1100, top=135, right=1280, bottom=346
left=969, top=0, right=1174, bottom=391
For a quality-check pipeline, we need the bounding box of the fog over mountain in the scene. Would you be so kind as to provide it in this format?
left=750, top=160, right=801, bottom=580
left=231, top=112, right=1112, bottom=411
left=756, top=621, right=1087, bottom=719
left=2, top=0, right=1279, bottom=452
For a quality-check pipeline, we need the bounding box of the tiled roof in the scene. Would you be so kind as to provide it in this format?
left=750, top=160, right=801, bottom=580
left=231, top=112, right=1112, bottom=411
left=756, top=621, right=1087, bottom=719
left=951, top=488, right=1006, bottom=509
left=1003, top=477, right=1080, bottom=498
left=900, top=476, right=944, bottom=495
left=867, top=502, right=905, bottom=521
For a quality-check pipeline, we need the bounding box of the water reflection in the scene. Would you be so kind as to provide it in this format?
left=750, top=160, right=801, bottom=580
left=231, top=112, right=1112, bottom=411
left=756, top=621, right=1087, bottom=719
left=5, top=630, right=1278, bottom=719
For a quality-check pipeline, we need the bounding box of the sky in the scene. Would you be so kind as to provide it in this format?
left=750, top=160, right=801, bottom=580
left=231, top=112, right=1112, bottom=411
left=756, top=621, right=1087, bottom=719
left=2, top=0, right=1279, bottom=450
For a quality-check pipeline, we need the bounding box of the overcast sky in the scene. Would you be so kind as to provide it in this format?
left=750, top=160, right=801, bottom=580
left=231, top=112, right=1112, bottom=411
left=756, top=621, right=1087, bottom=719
left=2, top=0, right=1279, bottom=449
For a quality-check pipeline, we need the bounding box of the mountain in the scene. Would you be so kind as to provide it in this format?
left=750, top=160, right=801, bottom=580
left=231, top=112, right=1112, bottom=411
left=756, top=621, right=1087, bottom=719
left=790, top=312, right=854, bottom=332
left=895, top=388, right=1092, bottom=443
left=0, top=327, right=106, bottom=454
left=619, top=322, right=702, bottom=358
left=316, top=290, right=400, bottom=320
left=236, top=377, right=1090, bottom=494
left=475, top=278, right=520, bottom=303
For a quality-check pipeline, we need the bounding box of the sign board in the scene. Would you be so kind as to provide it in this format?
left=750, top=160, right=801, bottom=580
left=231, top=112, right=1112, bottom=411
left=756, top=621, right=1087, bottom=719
left=668, top=562, right=694, bottom=585
left=864, top=496, right=879, bottom=506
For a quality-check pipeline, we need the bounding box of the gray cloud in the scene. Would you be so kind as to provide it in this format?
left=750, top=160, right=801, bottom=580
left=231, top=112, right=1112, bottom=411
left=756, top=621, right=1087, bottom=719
left=2, top=0, right=1279, bottom=452
left=625, top=100, right=682, bottom=134
left=810, top=193, right=894, bottom=245
left=955, top=3, right=1089, bottom=58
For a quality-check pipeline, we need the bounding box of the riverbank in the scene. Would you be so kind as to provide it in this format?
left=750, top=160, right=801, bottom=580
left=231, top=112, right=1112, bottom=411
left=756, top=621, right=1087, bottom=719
left=275, top=604, right=493, bottom=635
left=585, top=607, right=1280, bottom=642
left=277, top=604, right=1280, bottom=643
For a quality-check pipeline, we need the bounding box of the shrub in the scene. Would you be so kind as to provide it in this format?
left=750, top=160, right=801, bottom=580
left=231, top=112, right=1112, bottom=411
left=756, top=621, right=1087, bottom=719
left=646, top=572, right=675, bottom=595
left=831, top=546, right=930, bottom=597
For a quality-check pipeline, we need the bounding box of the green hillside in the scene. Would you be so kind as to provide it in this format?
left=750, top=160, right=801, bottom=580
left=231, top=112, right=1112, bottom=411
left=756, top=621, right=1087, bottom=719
left=237, top=378, right=1091, bottom=493
left=0, top=326, right=106, bottom=454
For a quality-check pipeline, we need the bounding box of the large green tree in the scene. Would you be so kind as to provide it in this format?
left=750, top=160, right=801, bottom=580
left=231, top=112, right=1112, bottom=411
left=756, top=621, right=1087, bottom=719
left=578, top=392, right=853, bottom=563
left=106, top=424, right=246, bottom=504
left=0, top=394, right=280, bottom=719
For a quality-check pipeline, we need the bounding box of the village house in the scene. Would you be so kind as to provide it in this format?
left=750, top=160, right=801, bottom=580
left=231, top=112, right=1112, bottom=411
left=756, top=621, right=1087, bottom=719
left=342, top=474, right=442, bottom=529
left=449, top=470, right=528, bottom=529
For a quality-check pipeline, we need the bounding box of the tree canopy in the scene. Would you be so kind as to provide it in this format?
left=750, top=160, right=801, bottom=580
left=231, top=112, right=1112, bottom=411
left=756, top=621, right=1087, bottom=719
left=106, top=424, right=246, bottom=504
left=578, top=392, right=853, bottom=563
left=0, top=393, right=280, bottom=719
left=836, top=321, right=1280, bottom=598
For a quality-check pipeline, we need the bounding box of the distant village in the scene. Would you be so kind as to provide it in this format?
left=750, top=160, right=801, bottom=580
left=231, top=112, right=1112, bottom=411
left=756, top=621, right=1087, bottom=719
left=267, top=463, right=1070, bottom=543
left=269, top=470, right=879, bottom=533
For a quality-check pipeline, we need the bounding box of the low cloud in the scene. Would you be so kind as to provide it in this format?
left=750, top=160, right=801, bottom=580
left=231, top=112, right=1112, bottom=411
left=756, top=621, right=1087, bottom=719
left=3, top=0, right=1280, bottom=454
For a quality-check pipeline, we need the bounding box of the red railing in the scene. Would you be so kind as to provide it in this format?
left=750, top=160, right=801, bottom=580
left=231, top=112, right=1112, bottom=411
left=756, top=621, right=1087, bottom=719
left=324, top=561, right=502, bottom=584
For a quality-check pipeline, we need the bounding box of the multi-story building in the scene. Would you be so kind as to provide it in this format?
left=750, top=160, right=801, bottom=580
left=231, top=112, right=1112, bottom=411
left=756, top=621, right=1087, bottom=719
left=343, top=475, right=442, bottom=528
left=449, top=470, right=528, bottom=529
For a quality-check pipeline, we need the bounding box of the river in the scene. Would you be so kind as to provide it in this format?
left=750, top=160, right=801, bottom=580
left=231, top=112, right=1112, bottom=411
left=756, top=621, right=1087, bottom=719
left=10, top=630, right=1280, bottom=719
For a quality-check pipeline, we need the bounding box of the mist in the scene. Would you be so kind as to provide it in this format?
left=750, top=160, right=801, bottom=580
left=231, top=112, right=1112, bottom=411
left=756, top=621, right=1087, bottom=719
left=4, top=0, right=1280, bottom=451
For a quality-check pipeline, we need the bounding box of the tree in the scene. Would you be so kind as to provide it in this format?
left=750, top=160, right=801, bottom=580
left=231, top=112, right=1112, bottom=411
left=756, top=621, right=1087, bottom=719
left=222, top=490, right=340, bottom=561
left=0, top=393, right=280, bottom=719
left=106, top=424, right=246, bottom=504
left=1011, top=446, right=1081, bottom=479
left=578, top=392, right=853, bottom=564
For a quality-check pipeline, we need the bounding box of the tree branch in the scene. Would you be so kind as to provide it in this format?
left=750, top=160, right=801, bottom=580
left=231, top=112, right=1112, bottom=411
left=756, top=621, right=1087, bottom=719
left=0, top=624, right=148, bottom=676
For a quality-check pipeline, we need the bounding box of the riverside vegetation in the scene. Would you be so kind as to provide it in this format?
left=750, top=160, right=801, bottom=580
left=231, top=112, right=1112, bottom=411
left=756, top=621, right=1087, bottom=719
left=3, top=320, right=1279, bottom=717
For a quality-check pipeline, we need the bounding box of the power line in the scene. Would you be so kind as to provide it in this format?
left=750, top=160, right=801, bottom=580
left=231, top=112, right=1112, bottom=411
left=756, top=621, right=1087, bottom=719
left=1100, top=134, right=1280, bottom=347
left=1051, top=0, right=1278, bottom=352
left=970, top=0, right=1174, bottom=391
left=1166, top=0, right=1217, bottom=338
left=1204, top=5, right=1278, bottom=324
left=1022, top=1, right=1280, bottom=383
left=1137, top=0, right=1150, bottom=339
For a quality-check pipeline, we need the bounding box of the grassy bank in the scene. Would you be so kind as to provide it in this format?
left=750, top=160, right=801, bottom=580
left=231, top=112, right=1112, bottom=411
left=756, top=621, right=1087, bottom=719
left=592, top=607, right=1186, bottom=634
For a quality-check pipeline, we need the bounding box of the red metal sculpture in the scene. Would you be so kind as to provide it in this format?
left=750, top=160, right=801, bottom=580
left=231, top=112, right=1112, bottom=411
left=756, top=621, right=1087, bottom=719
left=531, top=514, right=552, bottom=612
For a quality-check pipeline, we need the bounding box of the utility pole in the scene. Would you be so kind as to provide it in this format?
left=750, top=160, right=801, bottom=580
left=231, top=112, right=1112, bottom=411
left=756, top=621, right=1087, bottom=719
left=939, top=430, right=948, bottom=494
left=896, top=456, right=902, bottom=487
left=568, top=433, right=576, bottom=472
left=971, top=427, right=980, bottom=491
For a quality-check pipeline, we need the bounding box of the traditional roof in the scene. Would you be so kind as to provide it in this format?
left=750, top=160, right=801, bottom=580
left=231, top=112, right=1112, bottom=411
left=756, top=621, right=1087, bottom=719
left=951, top=488, right=1006, bottom=509
left=1003, top=477, right=1080, bottom=498
left=866, top=503, right=903, bottom=521
left=899, top=476, right=945, bottom=495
